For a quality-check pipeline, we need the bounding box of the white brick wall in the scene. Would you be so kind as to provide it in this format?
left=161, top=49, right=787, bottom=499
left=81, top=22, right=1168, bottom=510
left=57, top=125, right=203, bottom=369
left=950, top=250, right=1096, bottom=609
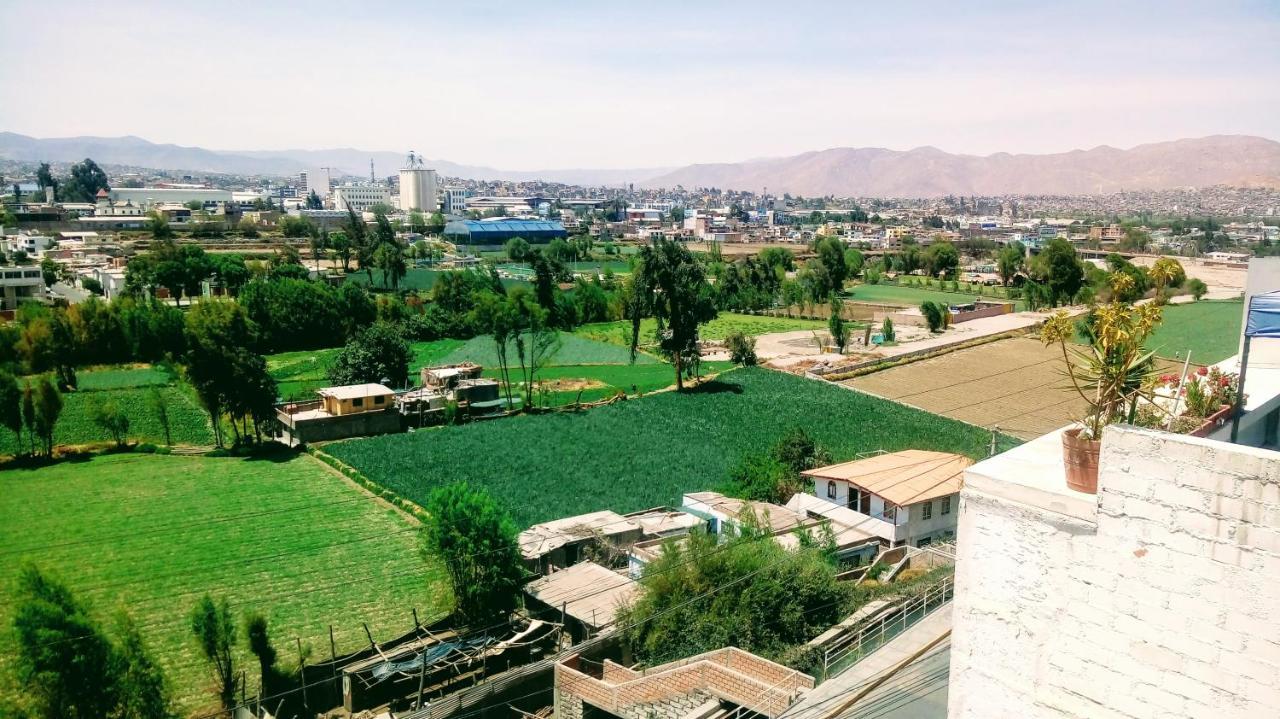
left=949, top=426, right=1280, bottom=719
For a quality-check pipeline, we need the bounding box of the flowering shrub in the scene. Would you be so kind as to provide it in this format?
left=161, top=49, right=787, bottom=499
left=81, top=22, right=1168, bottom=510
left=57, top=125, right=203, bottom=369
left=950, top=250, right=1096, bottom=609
left=1155, top=367, right=1240, bottom=418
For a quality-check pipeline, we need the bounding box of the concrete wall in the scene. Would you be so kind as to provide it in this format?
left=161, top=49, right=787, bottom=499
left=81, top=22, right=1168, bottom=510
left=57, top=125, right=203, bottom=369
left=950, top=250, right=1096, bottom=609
left=949, top=426, right=1280, bottom=719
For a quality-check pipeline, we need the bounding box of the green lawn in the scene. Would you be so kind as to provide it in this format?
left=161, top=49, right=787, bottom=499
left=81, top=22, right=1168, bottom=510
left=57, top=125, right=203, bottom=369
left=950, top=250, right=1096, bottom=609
left=846, top=283, right=1026, bottom=311
left=0, top=453, right=450, bottom=716
left=325, top=368, right=1019, bottom=528
left=0, top=366, right=214, bottom=455
left=1145, top=299, right=1242, bottom=363
left=576, top=313, right=832, bottom=348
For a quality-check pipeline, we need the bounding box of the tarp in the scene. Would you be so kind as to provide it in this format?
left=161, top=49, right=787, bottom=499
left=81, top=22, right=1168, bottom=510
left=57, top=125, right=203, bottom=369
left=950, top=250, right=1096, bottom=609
left=1245, top=291, right=1280, bottom=338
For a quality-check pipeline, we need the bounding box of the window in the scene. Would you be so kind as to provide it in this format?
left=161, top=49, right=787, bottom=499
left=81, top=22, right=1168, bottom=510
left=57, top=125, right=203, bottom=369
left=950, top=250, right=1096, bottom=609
left=352, top=397, right=364, bottom=408
left=922, top=501, right=933, bottom=520
left=860, top=492, right=871, bottom=515
left=374, top=395, right=385, bottom=405
left=827, top=481, right=837, bottom=499
left=883, top=504, right=896, bottom=522
left=847, top=488, right=857, bottom=510
left=942, top=496, right=952, bottom=515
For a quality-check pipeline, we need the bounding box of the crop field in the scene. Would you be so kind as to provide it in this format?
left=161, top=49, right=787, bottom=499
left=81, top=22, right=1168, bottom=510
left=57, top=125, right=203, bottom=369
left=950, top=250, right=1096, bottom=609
left=0, top=453, right=449, bottom=715
left=345, top=268, right=529, bottom=291
left=576, top=313, right=832, bottom=348
left=0, top=366, right=214, bottom=454
left=324, top=368, right=1017, bottom=527
left=843, top=336, right=1195, bottom=441
left=1143, top=299, right=1242, bottom=364
left=846, top=283, right=1026, bottom=311
left=439, top=332, right=659, bottom=367
left=268, top=340, right=467, bottom=400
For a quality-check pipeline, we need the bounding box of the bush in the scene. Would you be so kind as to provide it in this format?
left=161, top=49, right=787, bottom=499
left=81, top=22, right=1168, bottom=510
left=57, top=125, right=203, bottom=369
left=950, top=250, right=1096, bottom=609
left=1188, top=278, right=1208, bottom=301
left=881, top=317, right=896, bottom=343
left=724, top=331, right=758, bottom=366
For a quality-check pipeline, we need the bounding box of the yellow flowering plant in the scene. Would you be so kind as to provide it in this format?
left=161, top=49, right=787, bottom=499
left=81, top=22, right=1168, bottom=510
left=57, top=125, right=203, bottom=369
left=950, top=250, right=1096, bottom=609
left=1041, top=301, right=1163, bottom=439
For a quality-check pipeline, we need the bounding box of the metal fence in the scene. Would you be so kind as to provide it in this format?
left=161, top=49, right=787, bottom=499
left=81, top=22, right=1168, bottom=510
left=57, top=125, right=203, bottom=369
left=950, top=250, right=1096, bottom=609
left=820, top=577, right=953, bottom=678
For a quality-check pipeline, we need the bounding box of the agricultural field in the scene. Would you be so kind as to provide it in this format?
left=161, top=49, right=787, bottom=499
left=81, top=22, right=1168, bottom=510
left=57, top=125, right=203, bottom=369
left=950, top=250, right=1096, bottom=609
left=576, top=313, right=832, bottom=348
left=844, top=336, right=1196, bottom=441
left=268, top=340, right=466, bottom=400
left=324, top=368, right=1017, bottom=527
left=0, top=452, right=449, bottom=716
left=345, top=268, right=529, bottom=291
left=846, top=283, right=1026, bottom=311
left=1143, top=299, right=1242, bottom=364
left=0, top=365, right=214, bottom=455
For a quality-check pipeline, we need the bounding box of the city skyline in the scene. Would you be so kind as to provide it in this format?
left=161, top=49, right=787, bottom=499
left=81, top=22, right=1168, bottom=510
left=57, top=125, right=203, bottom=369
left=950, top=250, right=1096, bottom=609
left=2, top=0, right=1278, bottom=170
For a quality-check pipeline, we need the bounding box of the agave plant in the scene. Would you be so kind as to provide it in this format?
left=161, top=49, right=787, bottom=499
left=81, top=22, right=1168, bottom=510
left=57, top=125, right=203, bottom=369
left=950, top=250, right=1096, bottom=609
left=1041, top=302, right=1164, bottom=439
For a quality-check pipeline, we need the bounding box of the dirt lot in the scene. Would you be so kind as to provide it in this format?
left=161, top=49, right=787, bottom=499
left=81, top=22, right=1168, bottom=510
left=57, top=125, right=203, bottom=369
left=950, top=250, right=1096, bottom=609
left=842, top=336, right=1191, bottom=440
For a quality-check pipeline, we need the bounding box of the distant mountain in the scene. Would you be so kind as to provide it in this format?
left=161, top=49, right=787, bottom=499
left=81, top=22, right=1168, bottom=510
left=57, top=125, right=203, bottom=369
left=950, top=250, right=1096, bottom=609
left=0, top=132, right=670, bottom=186
left=643, top=136, right=1280, bottom=196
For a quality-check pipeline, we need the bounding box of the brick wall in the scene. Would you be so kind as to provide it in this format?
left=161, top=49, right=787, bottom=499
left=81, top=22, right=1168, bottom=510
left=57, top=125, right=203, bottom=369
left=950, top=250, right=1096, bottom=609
left=554, top=648, right=813, bottom=718
left=949, top=426, right=1280, bottom=719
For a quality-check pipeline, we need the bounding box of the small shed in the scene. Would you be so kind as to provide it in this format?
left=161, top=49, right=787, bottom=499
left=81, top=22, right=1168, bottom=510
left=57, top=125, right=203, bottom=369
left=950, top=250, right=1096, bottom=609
left=524, top=561, right=638, bottom=642
left=519, top=510, right=642, bottom=574
left=316, top=383, right=394, bottom=416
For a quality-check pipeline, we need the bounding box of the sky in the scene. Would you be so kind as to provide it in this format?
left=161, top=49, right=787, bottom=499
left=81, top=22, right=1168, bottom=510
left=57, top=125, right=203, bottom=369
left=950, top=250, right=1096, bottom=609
left=2, top=0, right=1278, bottom=170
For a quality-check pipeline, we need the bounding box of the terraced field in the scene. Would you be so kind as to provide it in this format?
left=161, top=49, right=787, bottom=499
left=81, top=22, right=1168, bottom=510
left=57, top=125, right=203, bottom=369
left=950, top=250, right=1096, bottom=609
left=844, top=336, right=1195, bottom=440
left=325, top=368, right=1018, bottom=526
left=0, top=365, right=214, bottom=454
left=0, top=453, right=449, bottom=716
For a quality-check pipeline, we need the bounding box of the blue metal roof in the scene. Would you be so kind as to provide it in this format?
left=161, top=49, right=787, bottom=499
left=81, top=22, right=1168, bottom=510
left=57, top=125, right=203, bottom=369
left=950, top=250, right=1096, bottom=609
left=446, top=219, right=564, bottom=234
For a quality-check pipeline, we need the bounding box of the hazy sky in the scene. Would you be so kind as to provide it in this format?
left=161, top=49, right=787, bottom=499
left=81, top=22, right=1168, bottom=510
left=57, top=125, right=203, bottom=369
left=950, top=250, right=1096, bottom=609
left=3, top=0, right=1278, bottom=169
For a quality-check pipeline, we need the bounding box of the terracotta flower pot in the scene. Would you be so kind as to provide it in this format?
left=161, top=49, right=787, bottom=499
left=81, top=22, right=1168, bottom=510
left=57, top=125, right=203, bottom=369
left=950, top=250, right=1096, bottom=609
left=1189, top=404, right=1233, bottom=438
left=1061, top=427, right=1100, bottom=494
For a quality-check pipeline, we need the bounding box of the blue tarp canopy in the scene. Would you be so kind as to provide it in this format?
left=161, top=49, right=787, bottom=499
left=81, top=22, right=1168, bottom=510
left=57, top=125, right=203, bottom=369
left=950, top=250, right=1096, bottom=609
left=1245, top=291, right=1280, bottom=338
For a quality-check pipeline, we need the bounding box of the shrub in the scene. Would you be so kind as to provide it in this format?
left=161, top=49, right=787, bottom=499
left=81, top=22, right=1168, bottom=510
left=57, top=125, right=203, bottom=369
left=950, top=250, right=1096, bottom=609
left=1188, top=278, right=1208, bottom=301
left=725, top=331, right=758, bottom=366
left=881, top=317, right=896, bottom=343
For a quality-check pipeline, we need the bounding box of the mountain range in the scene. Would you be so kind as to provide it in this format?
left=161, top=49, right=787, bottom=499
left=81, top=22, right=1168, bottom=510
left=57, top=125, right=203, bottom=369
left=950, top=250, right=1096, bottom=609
left=2, top=132, right=1278, bottom=197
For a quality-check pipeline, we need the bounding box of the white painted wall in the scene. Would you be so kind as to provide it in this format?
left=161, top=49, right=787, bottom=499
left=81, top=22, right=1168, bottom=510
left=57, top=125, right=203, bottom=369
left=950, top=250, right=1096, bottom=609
left=949, top=426, right=1280, bottom=719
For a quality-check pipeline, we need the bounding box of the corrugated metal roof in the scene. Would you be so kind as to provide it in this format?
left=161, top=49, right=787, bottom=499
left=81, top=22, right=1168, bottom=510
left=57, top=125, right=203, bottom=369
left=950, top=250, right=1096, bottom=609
left=444, top=219, right=566, bottom=235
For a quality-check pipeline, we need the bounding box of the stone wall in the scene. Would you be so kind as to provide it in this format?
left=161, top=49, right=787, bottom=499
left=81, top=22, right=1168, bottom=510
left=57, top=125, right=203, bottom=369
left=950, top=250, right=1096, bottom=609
left=949, top=426, right=1280, bottom=719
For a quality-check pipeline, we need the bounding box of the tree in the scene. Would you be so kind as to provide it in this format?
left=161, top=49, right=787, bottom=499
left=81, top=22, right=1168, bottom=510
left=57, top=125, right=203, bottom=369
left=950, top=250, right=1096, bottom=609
left=618, top=526, right=849, bottom=665
left=1148, top=257, right=1185, bottom=298
left=470, top=293, right=518, bottom=408
left=91, top=399, right=130, bottom=447
left=922, top=241, right=960, bottom=279
left=1034, top=238, right=1085, bottom=307
left=309, top=230, right=329, bottom=271
left=0, top=371, right=21, bottom=449
left=147, top=387, right=171, bottom=446
left=1188, top=277, right=1208, bottom=300
left=921, top=301, right=948, bottom=333
left=629, top=239, right=718, bottom=390
left=114, top=613, right=175, bottom=719
left=189, top=595, right=238, bottom=711
left=327, top=321, right=411, bottom=388
left=13, top=564, right=121, bottom=718
left=22, top=380, right=37, bottom=455
left=814, top=236, right=849, bottom=289
left=505, top=237, right=531, bottom=262
left=37, top=162, right=58, bottom=201
left=723, top=427, right=831, bottom=504
left=305, top=190, right=323, bottom=209
left=329, top=230, right=353, bottom=272
left=80, top=277, right=104, bottom=296
left=245, top=612, right=283, bottom=698
left=237, top=218, right=260, bottom=238
left=278, top=215, right=314, bottom=238
left=59, top=158, right=110, bottom=203
left=724, top=331, right=758, bottom=366
left=184, top=301, right=259, bottom=448
left=146, top=213, right=174, bottom=241
left=997, top=243, right=1025, bottom=286
left=32, top=376, right=62, bottom=456
left=422, top=483, right=524, bottom=624
left=881, top=316, right=896, bottom=343
left=374, top=240, right=407, bottom=290
left=828, top=299, right=848, bottom=353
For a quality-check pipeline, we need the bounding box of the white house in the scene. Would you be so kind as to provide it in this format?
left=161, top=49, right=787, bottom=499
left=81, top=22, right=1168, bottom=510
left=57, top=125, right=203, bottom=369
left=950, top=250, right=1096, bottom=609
left=795, top=450, right=972, bottom=548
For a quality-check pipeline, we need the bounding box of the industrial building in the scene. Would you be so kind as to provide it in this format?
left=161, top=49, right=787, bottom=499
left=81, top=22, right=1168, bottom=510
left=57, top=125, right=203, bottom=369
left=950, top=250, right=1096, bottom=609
left=442, top=218, right=566, bottom=249
left=108, top=187, right=232, bottom=209
left=332, top=184, right=391, bottom=212
left=399, top=167, right=439, bottom=212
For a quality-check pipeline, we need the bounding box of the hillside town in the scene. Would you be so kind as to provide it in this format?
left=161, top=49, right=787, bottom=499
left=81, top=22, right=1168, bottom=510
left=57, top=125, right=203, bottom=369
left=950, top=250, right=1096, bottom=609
left=4, top=3, right=1280, bottom=719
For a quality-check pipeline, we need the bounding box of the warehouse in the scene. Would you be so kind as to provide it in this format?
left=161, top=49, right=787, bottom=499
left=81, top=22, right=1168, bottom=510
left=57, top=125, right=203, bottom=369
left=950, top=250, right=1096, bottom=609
left=443, top=218, right=567, bottom=249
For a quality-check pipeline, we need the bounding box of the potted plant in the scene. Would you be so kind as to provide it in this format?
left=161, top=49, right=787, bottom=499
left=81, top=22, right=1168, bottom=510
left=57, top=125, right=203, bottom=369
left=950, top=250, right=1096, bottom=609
left=1041, top=300, right=1164, bottom=493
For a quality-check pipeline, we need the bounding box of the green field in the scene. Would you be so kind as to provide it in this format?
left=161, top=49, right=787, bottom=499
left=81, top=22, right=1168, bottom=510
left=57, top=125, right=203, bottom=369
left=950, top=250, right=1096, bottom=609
left=325, top=368, right=1018, bottom=527
left=0, top=366, right=215, bottom=455
left=846, top=283, right=1026, bottom=311
left=268, top=340, right=468, bottom=400
left=345, top=268, right=530, bottom=291
left=0, top=453, right=450, bottom=715
left=576, top=313, right=832, bottom=348
left=1144, top=299, right=1242, bottom=363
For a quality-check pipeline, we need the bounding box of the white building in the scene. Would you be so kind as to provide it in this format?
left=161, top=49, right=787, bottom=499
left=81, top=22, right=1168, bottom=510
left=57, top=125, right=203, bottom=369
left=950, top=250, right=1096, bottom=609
left=6, top=233, right=55, bottom=257
left=442, top=186, right=467, bottom=215
left=795, top=450, right=972, bottom=547
left=399, top=167, right=439, bottom=213
left=332, top=184, right=391, bottom=213
left=108, top=187, right=231, bottom=209
left=0, top=265, right=44, bottom=310
left=300, top=169, right=331, bottom=200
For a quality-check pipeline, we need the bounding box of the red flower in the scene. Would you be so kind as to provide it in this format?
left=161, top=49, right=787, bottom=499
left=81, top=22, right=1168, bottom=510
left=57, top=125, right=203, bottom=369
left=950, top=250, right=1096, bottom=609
left=1221, top=377, right=1231, bottom=387
left=1197, top=367, right=1209, bottom=376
